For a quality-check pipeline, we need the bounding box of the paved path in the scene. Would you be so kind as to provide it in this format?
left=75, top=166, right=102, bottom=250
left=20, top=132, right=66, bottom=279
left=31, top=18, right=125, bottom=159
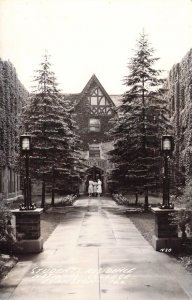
left=1, top=196, right=192, bottom=300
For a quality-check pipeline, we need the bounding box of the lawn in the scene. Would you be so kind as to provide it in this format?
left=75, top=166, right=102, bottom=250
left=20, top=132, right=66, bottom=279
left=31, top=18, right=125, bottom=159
left=129, top=211, right=155, bottom=245
left=128, top=210, right=192, bottom=273
left=40, top=211, right=63, bottom=241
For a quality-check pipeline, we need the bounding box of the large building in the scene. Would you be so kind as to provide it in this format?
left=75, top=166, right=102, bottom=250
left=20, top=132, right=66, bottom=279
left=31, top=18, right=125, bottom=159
left=0, top=68, right=120, bottom=198
left=67, top=74, right=121, bottom=194
left=166, top=48, right=192, bottom=184
left=0, top=59, right=28, bottom=201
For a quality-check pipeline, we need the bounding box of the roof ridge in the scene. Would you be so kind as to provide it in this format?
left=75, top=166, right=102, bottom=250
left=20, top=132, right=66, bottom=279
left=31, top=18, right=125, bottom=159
left=78, top=74, right=116, bottom=107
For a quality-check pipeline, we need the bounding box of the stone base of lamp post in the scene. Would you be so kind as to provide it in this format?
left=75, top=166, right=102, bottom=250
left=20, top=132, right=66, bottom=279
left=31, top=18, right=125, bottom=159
left=151, top=207, right=183, bottom=252
left=152, top=236, right=183, bottom=251
left=11, top=208, right=44, bottom=253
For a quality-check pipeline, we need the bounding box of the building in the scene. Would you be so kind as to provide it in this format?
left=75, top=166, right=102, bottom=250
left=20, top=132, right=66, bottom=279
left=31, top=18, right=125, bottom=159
left=67, top=74, right=121, bottom=194
left=0, top=59, right=28, bottom=201
left=166, top=48, right=192, bottom=184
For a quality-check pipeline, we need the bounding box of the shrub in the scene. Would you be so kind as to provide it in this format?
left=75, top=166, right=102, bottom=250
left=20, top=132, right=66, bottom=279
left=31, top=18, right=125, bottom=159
left=0, top=202, right=16, bottom=253
left=112, top=194, right=129, bottom=206
left=55, top=194, right=78, bottom=207
left=180, top=180, right=192, bottom=209
left=175, top=181, right=192, bottom=240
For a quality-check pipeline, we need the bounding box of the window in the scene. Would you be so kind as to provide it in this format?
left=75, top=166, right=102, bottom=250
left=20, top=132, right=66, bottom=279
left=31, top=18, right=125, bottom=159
left=89, top=145, right=100, bottom=158
left=89, top=119, right=100, bottom=132
left=89, top=88, right=110, bottom=107
left=99, top=97, right=105, bottom=105
left=9, top=168, right=15, bottom=193
left=88, top=88, right=113, bottom=115
left=90, top=96, right=97, bottom=105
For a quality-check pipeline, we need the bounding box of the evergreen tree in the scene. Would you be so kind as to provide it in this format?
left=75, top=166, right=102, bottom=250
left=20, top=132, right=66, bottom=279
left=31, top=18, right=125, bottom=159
left=21, top=54, right=83, bottom=207
left=108, top=32, right=170, bottom=206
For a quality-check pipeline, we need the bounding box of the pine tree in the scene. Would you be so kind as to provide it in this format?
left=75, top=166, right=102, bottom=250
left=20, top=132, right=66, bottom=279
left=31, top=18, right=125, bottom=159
left=21, top=54, right=83, bottom=207
left=109, top=32, right=170, bottom=206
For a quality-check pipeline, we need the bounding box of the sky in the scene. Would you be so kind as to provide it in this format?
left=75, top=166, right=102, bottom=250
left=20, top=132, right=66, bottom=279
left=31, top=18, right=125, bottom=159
left=0, top=0, right=192, bottom=94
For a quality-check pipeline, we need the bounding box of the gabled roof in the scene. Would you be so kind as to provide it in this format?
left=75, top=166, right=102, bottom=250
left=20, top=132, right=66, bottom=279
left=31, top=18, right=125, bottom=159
left=76, top=74, right=116, bottom=108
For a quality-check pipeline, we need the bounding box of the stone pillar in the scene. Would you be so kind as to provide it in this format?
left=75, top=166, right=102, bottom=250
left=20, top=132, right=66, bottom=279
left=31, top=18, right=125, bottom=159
left=151, top=207, right=182, bottom=251
left=11, top=208, right=44, bottom=253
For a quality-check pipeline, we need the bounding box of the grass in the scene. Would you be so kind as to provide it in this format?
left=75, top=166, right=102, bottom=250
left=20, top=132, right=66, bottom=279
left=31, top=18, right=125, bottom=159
left=129, top=211, right=155, bottom=245
left=128, top=209, right=192, bottom=274
left=40, top=211, right=63, bottom=241
left=7, top=194, right=76, bottom=242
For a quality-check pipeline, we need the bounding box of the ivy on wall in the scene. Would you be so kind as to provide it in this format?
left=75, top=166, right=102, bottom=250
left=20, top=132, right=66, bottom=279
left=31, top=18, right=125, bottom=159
left=166, top=49, right=192, bottom=185
left=0, top=59, right=28, bottom=169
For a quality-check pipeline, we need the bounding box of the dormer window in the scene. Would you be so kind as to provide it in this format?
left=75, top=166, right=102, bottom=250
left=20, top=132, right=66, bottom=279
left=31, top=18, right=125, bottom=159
left=89, top=118, right=100, bottom=132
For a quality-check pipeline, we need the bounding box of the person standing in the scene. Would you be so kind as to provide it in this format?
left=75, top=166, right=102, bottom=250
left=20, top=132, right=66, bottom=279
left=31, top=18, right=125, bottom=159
left=97, top=179, right=102, bottom=197
left=88, top=179, right=93, bottom=197
left=93, top=181, right=98, bottom=197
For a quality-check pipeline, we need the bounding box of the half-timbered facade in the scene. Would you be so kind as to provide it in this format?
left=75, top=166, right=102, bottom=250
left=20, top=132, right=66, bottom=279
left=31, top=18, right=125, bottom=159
left=68, top=74, right=120, bottom=194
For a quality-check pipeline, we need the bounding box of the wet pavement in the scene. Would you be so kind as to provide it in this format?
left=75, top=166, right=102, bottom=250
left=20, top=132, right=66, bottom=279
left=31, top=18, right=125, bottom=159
left=0, top=196, right=192, bottom=300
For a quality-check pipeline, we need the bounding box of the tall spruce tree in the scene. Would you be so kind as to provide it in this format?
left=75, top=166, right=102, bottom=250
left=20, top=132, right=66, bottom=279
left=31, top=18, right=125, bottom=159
left=109, top=32, right=170, bottom=205
left=21, top=54, right=83, bottom=207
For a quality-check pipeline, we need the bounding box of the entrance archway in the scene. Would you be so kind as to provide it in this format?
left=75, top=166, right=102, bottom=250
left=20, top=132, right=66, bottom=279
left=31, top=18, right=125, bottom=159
left=85, top=166, right=104, bottom=194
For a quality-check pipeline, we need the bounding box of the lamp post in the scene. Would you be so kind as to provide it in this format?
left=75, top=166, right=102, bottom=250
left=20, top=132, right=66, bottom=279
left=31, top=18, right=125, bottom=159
left=20, top=134, right=35, bottom=210
left=160, top=135, right=174, bottom=209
